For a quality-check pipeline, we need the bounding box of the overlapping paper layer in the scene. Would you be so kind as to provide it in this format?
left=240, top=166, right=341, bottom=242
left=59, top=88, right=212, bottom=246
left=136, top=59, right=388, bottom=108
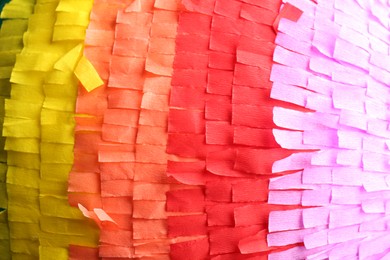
left=268, top=0, right=390, bottom=259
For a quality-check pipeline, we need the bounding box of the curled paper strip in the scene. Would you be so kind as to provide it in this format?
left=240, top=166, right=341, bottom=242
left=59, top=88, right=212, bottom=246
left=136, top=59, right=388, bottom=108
left=269, top=0, right=390, bottom=259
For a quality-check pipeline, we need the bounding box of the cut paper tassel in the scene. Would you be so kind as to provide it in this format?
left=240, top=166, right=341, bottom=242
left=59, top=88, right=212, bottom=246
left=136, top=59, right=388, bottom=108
left=269, top=0, right=390, bottom=259
left=167, top=0, right=302, bottom=258
left=4, top=0, right=99, bottom=258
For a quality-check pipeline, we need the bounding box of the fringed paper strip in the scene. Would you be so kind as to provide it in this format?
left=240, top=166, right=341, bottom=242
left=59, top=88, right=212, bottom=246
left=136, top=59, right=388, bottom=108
left=0, top=0, right=29, bottom=258
left=70, top=0, right=181, bottom=258
left=97, top=0, right=180, bottom=257
left=4, top=0, right=99, bottom=258
left=131, top=0, right=180, bottom=258
left=269, top=0, right=390, bottom=259
left=39, top=0, right=100, bottom=257
left=98, top=2, right=154, bottom=258
left=166, top=0, right=301, bottom=258
left=2, top=0, right=40, bottom=258
left=68, top=0, right=128, bottom=258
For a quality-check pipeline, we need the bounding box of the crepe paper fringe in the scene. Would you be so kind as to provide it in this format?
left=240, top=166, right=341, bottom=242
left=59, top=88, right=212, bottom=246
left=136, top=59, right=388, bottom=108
left=96, top=1, right=170, bottom=258
left=0, top=0, right=33, bottom=258
left=165, top=0, right=303, bottom=258
left=69, top=0, right=128, bottom=259
left=130, top=0, right=179, bottom=258
left=2, top=0, right=386, bottom=259
left=1, top=0, right=38, bottom=258
left=70, top=0, right=180, bottom=258
left=40, top=0, right=100, bottom=255
left=269, top=0, right=390, bottom=259
left=3, top=0, right=99, bottom=258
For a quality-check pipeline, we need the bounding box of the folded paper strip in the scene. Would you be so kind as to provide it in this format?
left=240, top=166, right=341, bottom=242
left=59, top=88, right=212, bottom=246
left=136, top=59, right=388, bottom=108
left=269, top=0, right=390, bottom=259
